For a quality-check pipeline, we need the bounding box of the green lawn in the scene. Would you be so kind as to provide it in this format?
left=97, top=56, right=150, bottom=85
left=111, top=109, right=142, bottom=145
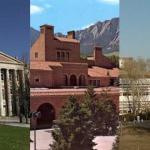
left=119, top=121, right=150, bottom=150
left=0, top=125, right=29, bottom=150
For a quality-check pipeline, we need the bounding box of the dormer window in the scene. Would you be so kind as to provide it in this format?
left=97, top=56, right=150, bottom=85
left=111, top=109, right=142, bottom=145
left=35, top=52, right=38, bottom=58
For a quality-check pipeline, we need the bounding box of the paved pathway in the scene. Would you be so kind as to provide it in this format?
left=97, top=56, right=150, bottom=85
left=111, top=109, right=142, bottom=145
left=0, top=117, right=30, bottom=128
left=30, top=129, right=116, bottom=150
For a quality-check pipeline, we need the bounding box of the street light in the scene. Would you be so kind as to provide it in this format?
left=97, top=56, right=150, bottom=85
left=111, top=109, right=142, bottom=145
left=31, top=111, right=41, bottom=150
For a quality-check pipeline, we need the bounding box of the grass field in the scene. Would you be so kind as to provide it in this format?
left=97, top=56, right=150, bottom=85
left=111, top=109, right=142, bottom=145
left=119, top=121, right=150, bottom=150
left=0, top=125, right=29, bottom=150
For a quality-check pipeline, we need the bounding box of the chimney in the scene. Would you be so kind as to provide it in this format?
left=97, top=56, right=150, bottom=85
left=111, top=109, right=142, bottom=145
left=67, top=31, right=75, bottom=39
left=93, top=47, right=102, bottom=58
left=40, top=24, right=54, bottom=37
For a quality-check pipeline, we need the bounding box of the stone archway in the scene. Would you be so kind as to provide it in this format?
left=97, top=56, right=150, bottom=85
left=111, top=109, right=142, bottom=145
left=70, top=75, right=77, bottom=86
left=79, top=74, right=86, bottom=86
left=37, top=103, right=55, bottom=129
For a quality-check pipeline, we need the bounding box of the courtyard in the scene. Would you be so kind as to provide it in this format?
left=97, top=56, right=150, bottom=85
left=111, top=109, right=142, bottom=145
left=30, top=129, right=116, bottom=150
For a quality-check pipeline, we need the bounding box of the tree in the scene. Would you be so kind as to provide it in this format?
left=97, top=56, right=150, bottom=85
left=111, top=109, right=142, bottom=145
left=82, top=87, right=118, bottom=136
left=120, top=58, right=150, bottom=117
left=107, top=55, right=119, bottom=67
left=51, top=87, right=118, bottom=150
left=51, top=96, right=95, bottom=150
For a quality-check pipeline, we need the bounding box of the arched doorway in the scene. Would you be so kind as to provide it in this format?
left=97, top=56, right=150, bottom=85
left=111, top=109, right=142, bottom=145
left=70, top=75, right=77, bottom=86
left=79, top=75, right=86, bottom=86
left=37, top=103, right=55, bottom=129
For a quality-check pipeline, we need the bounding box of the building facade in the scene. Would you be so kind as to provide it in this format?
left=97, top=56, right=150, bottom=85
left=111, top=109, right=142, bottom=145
left=0, top=51, right=25, bottom=117
left=30, top=24, right=119, bottom=128
left=119, top=57, right=150, bottom=115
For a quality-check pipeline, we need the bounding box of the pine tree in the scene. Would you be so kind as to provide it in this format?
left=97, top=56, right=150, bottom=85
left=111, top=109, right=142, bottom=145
left=51, top=96, right=95, bottom=150
left=82, top=86, right=118, bottom=136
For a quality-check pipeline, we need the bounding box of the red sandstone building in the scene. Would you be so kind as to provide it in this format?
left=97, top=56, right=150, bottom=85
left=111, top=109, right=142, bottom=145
left=30, top=24, right=119, bottom=128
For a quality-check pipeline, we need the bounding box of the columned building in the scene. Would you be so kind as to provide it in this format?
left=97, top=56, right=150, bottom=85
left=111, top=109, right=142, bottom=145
left=0, top=51, right=25, bottom=117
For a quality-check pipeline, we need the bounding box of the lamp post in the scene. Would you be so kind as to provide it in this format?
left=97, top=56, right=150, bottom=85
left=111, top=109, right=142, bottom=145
left=31, top=111, right=41, bottom=150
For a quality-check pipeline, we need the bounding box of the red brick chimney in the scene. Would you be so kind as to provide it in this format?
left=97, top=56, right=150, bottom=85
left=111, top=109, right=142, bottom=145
left=67, top=31, right=75, bottom=39
left=40, top=24, right=54, bottom=38
left=93, top=47, right=102, bottom=65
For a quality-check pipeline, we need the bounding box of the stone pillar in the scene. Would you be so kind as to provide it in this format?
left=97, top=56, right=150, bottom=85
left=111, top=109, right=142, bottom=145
left=0, top=68, right=2, bottom=116
left=6, top=69, right=12, bottom=116
left=21, top=70, right=25, bottom=88
left=13, top=69, right=18, bottom=115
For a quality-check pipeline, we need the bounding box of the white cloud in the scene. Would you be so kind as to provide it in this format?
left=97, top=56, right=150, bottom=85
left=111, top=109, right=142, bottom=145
left=97, top=0, right=119, bottom=5
left=30, top=4, right=44, bottom=15
left=82, top=23, right=94, bottom=29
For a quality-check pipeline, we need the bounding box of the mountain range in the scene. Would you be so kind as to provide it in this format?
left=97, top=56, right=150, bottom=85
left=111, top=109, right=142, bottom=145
left=31, top=17, right=119, bottom=56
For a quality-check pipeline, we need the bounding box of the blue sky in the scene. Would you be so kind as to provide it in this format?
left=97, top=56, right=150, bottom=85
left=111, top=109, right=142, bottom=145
left=31, top=0, right=119, bottom=33
left=0, top=0, right=30, bottom=59
left=120, top=0, right=150, bottom=58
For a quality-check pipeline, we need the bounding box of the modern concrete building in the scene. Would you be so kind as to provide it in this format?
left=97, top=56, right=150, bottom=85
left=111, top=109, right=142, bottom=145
left=0, top=51, right=25, bottom=117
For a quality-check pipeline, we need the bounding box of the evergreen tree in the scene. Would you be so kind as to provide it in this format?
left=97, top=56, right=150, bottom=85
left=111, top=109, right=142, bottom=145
left=51, top=96, right=95, bottom=150
left=82, top=87, right=118, bottom=136
left=51, top=87, right=118, bottom=150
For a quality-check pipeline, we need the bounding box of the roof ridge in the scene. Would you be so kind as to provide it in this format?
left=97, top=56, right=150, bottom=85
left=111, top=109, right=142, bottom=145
left=0, top=51, right=23, bottom=64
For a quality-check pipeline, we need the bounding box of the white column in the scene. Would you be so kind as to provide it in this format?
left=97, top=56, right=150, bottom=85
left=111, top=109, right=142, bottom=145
left=14, top=70, right=19, bottom=115
left=21, top=69, right=25, bottom=89
left=6, top=69, right=12, bottom=116
left=0, top=68, right=2, bottom=116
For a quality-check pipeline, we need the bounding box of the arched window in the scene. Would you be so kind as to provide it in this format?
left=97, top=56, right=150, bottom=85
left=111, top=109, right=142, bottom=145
left=64, top=75, right=68, bottom=86
left=70, top=75, right=77, bottom=86
left=79, top=75, right=86, bottom=86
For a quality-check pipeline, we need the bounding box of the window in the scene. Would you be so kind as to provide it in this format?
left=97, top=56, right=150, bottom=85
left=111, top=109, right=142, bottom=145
left=93, top=80, right=96, bottom=86
left=66, top=52, right=69, bottom=61
left=9, top=72, right=13, bottom=81
left=35, top=78, right=40, bottom=83
left=97, top=80, right=100, bottom=87
left=57, top=51, right=69, bottom=61
left=1, top=71, right=4, bottom=80
left=10, top=88, right=13, bottom=94
left=57, top=52, right=60, bottom=60
left=2, top=89, right=5, bottom=99
left=107, top=71, right=110, bottom=76
left=61, top=52, right=65, bottom=60
left=35, top=52, right=38, bottom=58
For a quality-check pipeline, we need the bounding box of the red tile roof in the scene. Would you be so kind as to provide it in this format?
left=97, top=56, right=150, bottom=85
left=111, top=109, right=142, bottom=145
left=30, top=61, right=62, bottom=70
left=88, top=66, right=119, bottom=78
left=55, top=37, right=79, bottom=43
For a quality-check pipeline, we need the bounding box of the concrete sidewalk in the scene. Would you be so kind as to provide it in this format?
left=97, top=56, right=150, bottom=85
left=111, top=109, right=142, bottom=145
left=30, top=129, right=116, bottom=150
left=0, top=117, right=30, bottom=128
